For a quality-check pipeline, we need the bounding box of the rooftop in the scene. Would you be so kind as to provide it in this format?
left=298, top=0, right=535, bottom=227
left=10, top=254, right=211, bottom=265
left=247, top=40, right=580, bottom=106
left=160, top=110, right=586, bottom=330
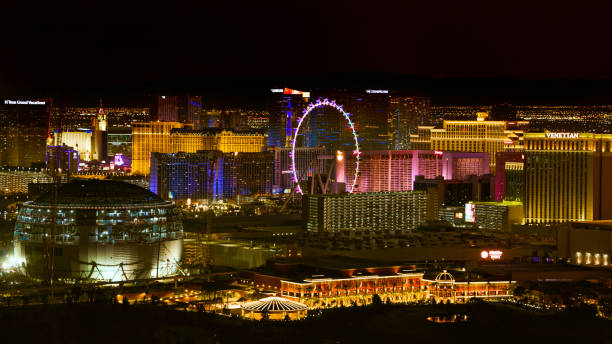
left=241, top=297, right=308, bottom=312
left=34, top=179, right=166, bottom=207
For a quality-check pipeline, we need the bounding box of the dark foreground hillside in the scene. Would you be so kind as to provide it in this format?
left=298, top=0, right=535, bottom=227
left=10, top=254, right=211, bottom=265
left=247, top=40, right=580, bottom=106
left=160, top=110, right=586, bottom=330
left=0, top=302, right=609, bottom=344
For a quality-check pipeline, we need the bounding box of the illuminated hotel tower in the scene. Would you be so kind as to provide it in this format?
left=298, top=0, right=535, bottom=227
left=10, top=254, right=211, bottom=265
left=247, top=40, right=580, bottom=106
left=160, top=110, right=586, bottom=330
left=91, top=101, right=108, bottom=161
left=524, top=133, right=612, bottom=223
left=340, top=150, right=489, bottom=193
left=132, top=123, right=265, bottom=176
left=267, top=88, right=309, bottom=147
left=410, top=112, right=521, bottom=168
left=153, top=95, right=179, bottom=122
left=131, top=121, right=187, bottom=175
left=390, top=96, right=431, bottom=149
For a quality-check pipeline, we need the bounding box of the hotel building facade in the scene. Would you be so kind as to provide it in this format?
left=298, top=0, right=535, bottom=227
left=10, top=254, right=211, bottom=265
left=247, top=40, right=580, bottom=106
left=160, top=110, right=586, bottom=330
left=244, top=260, right=515, bottom=307
left=0, top=169, right=53, bottom=194
left=524, top=133, right=612, bottom=223
left=340, top=150, right=489, bottom=193
left=271, top=146, right=326, bottom=192
left=409, top=113, right=522, bottom=168
left=132, top=122, right=265, bottom=176
left=280, top=271, right=514, bottom=307
left=150, top=150, right=274, bottom=202
left=132, top=121, right=188, bottom=175
left=303, top=191, right=430, bottom=232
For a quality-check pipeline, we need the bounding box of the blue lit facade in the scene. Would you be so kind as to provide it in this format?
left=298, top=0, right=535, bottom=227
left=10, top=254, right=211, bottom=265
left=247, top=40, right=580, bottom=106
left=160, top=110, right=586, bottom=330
left=150, top=150, right=274, bottom=202
left=267, top=92, right=307, bottom=147
left=150, top=151, right=224, bottom=201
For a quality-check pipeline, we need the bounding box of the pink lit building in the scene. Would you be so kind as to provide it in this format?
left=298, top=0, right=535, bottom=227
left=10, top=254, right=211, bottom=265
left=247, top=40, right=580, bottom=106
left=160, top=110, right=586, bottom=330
left=339, top=150, right=489, bottom=193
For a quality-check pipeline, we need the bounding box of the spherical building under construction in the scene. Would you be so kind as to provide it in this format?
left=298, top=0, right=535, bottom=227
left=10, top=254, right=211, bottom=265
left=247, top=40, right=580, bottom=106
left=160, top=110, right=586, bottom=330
left=14, top=180, right=183, bottom=281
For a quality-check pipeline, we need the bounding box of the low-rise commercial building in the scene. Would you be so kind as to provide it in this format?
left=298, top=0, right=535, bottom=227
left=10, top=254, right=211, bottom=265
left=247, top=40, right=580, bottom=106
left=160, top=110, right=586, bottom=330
left=243, top=257, right=515, bottom=307
left=557, top=221, right=612, bottom=268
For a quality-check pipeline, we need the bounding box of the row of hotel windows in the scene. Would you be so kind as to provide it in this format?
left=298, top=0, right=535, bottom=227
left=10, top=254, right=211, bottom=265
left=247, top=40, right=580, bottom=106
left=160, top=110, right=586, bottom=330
left=575, top=252, right=609, bottom=266
left=525, top=140, right=604, bottom=151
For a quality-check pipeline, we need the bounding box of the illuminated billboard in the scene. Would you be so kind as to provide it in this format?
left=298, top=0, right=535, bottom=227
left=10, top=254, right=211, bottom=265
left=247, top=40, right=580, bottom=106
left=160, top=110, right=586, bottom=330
left=3, top=100, right=46, bottom=105
left=465, top=203, right=475, bottom=223
left=545, top=133, right=579, bottom=139
left=279, top=88, right=310, bottom=98
left=481, top=250, right=503, bottom=260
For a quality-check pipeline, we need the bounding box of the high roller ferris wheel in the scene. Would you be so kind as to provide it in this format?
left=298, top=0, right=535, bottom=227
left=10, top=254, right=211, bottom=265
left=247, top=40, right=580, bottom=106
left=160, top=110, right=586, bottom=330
left=289, top=98, right=361, bottom=195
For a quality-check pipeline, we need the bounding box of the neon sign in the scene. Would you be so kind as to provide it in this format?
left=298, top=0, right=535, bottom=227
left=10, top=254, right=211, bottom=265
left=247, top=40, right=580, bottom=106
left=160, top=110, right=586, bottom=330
left=114, top=154, right=125, bottom=166
left=4, top=100, right=46, bottom=105
left=279, top=88, right=310, bottom=98
left=284, top=88, right=302, bottom=95
left=545, top=133, right=579, bottom=139
left=434, top=150, right=443, bottom=156
left=481, top=250, right=503, bottom=260
left=366, top=89, right=388, bottom=94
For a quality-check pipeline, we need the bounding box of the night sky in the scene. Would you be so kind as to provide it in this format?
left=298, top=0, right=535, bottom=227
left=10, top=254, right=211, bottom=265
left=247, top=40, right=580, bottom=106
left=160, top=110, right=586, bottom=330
left=1, top=1, right=612, bottom=104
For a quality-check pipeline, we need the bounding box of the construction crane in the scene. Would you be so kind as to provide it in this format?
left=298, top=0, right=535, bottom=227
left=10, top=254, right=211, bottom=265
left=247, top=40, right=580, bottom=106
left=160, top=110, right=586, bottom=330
left=40, top=97, right=57, bottom=302
left=202, top=151, right=219, bottom=274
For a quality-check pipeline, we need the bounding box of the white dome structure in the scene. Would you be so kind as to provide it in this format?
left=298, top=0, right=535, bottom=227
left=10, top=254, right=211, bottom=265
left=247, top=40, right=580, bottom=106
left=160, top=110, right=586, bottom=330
left=435, top=270, right=455, bottom=284
left=241, top=297, right=308, bottom=320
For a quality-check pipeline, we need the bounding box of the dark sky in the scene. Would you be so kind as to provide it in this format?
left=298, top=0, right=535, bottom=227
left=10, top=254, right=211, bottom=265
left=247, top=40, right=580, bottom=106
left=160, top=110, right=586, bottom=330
left=1, top=1, right=612, bottom=103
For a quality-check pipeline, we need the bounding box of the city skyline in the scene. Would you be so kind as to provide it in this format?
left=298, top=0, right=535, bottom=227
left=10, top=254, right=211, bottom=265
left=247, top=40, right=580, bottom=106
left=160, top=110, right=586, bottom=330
left=0, top=2, right=611, bottom=342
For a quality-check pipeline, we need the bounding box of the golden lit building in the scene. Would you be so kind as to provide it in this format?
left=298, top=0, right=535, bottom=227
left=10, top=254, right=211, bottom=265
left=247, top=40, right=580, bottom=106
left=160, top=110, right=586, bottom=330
left=169, top=128, right=266, bottom=154
left=279, top=270, right=514, bottom=307
left=216, top=130, right=266, bottom=152
left=524, top=133, right=612, bottom=223
left=244, top=258, right=515, bottom=308
left=169, top=129, right=204, bottom=153
left=410, top=113, right=522, bottom=168
left=132, top=123, right=265, bottom=176
left=131, top=121, right=188, bottom=175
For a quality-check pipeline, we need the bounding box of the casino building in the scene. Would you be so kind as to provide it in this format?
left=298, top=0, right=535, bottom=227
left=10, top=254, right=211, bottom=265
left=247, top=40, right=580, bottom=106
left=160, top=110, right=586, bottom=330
left=524, top=133, right=612, bottom=223
left=409, top=113, right=523, bottom=168
left=14, top=180, right=183, bottom=281
left=131, top=122, right=266, bottom=176
left=243, top=258, right=515, bottom=307
left=339, top=150, right=489, bottom=193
